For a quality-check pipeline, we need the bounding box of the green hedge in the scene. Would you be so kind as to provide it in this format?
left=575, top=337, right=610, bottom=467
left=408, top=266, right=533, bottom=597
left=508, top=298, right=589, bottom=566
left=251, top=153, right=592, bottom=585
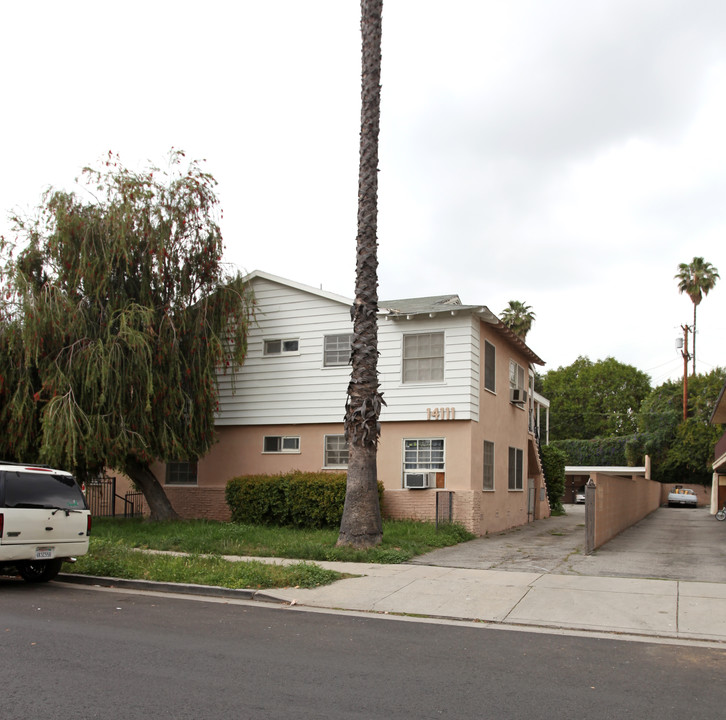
left=551, top=437, right=629, bottom=466
left=225, top=471, right=385, bottom=529
left=540, top=444, right=567, bottom=513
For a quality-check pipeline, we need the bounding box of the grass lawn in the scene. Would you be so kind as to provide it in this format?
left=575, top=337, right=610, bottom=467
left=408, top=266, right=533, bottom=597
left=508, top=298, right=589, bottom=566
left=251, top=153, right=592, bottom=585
left=66, top=538, right=343, bottom=590
left=64, top=518, right=473, bottom=590
left=88, top=517, right=475, bottom=563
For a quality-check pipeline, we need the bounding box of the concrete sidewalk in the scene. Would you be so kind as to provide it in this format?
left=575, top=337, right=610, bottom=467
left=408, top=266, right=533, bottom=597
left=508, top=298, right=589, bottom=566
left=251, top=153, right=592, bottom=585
left=257, top=558, right=726, bottom=645
left=256, top=506, right=726, bottom=645
left=74, top=549, right=726, bottom=647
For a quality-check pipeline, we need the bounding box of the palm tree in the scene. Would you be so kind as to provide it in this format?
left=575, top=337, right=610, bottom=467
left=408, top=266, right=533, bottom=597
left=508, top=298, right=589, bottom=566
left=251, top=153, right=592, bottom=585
left=675, top=257, right=719, bottom=375
left=337, top=0, right=384, bottom=549
left=500, top=300, right=536, bottom=341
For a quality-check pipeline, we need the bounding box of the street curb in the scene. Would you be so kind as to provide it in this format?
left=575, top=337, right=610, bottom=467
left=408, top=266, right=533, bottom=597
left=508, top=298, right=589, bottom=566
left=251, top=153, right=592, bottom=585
left=57, top=573, right=290, bottom=604
left=54, top=573, right=726, bottom=648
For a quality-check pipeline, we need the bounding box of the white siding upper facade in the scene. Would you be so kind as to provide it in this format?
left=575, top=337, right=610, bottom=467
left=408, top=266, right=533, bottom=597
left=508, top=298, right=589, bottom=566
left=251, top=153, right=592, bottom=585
left=378, top=314, right=480, bottom=423
left=216, top=272, right=481, bottom=425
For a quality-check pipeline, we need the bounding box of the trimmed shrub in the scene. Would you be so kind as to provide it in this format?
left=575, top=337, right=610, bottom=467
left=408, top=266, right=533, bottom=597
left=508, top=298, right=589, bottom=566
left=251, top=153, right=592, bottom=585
left=540, top=444, right=567, bottom=513
left=225, top=471, right=384, bottom=529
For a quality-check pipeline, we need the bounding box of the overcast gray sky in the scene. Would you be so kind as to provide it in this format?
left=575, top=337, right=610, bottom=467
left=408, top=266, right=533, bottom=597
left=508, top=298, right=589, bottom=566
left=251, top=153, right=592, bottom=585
left=2, top=0, right=725, bottom=385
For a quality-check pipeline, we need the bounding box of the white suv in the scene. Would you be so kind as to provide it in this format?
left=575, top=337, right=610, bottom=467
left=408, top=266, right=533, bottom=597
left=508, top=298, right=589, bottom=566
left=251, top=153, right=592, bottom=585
left=0, top=463, right=91, bottom=582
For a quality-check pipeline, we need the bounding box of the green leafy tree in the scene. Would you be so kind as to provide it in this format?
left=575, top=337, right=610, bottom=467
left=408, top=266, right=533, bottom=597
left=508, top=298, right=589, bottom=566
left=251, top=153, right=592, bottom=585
left=0, top=151, right=252, bottom=519
left=541, top=356, right=651, bottom=441
left=630, top=368, right=725, bottom=484
left=675, top=256, right=719, bottom=374
left=500, top=300, right=535, bottom=340
left=338, top=0, right=384, bottom=549
left=659, top=419, right=723, bottom=485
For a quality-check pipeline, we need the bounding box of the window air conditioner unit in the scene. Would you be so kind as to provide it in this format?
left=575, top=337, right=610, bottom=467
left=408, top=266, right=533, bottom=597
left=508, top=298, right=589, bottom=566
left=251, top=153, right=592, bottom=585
left=510, top=388, right=528, bottom=404
left=404, top=472, right=434, bottom=489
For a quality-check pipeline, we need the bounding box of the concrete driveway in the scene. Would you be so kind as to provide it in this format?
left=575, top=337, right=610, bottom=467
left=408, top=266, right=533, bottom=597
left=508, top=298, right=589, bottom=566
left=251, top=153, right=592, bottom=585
left=410, top=504, right=726, bottom=582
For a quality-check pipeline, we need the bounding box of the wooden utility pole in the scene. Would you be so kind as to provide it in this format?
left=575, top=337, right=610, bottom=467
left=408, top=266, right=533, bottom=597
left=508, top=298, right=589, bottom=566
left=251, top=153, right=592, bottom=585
left=681, top=324, right=690, bottom=421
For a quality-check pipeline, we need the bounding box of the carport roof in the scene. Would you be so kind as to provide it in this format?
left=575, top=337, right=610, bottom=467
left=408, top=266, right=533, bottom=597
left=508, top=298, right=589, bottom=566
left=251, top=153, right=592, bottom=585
left=565, top=466, right=647, bottom=475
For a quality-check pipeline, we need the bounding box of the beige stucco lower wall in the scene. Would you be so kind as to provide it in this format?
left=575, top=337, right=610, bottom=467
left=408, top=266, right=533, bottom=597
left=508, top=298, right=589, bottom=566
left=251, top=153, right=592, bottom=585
left=155, top=420, right=547, bottom=533
left=592, top=473, right=662, bottom=550
left=190, top=421, right=475, bottom=491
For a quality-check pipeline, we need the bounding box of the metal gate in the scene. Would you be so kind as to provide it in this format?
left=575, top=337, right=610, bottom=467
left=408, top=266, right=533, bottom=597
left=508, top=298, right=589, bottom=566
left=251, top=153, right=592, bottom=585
left=85, top=476, right=143, bottom=518
left=527, top=478, right=536, bottom=521
left=436, top=491, right=454, bottom=529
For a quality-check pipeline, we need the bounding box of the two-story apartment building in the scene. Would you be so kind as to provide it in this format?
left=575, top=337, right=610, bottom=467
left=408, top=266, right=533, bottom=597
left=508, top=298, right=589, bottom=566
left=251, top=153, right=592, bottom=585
left=159, top=271, right=550, bottom=535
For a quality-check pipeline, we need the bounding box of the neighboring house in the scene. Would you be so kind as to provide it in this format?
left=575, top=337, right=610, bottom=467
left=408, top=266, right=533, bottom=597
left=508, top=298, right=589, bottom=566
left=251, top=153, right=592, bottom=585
left=710, top=379, right=726, bottom=512
left=157, top=271, right=551, bottom=535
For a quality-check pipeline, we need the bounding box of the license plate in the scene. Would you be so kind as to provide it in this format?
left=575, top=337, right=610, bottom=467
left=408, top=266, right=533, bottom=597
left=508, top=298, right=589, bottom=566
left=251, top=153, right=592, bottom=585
left=35, top=546, right=54, bottom=560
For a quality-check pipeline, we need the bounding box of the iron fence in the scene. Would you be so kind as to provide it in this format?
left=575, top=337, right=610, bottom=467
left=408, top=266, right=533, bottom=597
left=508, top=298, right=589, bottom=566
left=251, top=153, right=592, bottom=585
left=85, top=476, right=143, bottom=518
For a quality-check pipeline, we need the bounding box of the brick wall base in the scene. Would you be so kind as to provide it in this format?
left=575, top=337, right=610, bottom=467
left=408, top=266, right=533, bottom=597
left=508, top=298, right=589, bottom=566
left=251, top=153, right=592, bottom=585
left=383, top=489, right=479, bottom=534
left=159, top=486, right=536, bottom=536
left=163, top=487, right=232, bottom=522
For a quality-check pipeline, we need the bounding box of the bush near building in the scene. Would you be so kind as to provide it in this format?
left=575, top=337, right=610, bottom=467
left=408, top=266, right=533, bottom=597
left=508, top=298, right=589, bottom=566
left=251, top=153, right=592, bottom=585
left=225, top=471, right=384, bottom=529
left=540, top=444, right=567, bottom=513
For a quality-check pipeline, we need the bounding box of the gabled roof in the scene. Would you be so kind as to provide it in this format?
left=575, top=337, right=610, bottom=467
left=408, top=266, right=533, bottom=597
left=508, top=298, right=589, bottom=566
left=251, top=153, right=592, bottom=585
left=244, top=271, right=545, bottom=366
left=379, top=295, right=472, bottom=314
left=244, top=269, right=352, bottom=307
left=380, top=294, right=544, bottom=366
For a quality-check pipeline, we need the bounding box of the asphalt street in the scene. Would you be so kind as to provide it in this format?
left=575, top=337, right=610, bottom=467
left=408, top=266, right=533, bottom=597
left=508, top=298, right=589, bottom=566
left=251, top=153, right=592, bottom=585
left=2, top=581, right=726, bottom=720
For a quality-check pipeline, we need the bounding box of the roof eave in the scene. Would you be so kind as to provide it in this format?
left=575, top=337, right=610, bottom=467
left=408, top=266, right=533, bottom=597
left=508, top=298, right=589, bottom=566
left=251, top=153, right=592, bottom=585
left=243, top=269, right=353, bottom=307
left=381, top=304, right=545, bottom=366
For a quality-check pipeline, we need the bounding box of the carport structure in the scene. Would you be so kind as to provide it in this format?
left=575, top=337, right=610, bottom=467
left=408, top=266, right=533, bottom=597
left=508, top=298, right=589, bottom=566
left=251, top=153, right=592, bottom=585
left=563, top=465, right=648, bottom=504
left=710, top=379, right=726, bottom=511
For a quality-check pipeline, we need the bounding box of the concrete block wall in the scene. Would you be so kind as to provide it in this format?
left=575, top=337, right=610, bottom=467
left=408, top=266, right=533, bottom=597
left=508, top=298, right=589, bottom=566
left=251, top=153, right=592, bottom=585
left=592, top=473, right=661, bottom=551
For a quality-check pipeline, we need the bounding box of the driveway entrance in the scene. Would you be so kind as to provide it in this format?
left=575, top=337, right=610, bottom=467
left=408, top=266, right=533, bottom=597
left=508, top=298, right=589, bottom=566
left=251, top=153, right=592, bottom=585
left=410, top=505, right=726, bottom=582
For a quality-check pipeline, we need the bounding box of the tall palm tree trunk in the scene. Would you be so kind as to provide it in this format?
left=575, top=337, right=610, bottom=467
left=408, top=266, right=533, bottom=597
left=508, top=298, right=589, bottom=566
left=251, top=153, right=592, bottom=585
left=337, top=0, right=384, bottom=549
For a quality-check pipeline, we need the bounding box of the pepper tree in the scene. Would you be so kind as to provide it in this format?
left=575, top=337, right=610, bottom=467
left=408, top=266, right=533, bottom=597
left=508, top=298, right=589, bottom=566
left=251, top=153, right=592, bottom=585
left=0, top=150, right=252, bottom=519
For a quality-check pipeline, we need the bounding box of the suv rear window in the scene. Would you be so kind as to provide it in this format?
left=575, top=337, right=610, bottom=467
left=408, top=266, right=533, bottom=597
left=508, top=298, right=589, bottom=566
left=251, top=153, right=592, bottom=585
left=3, top=472, right=88, bottom=510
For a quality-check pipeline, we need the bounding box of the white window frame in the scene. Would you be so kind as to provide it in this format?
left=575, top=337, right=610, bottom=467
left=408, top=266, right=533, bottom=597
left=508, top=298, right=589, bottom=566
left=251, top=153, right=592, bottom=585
left=323, top=334, right=353, bottom=367
left=323, top=434, right=349, bottom=468
left=165, top=460, right=198, bottom=486
left=264, top=338, right=300, bottom=356
left=402, top=332, right=445, bottom=384
left=509, top=360, right=525, bottom=390
left=508, top=446, right=524, bottom=491
left=403, top=438, right=445, bottom=471
left=263, top=436, right=301, bottom=453
left=484, top=340, right=496, bottom=393
left=483, top=440, right=495, bottom=491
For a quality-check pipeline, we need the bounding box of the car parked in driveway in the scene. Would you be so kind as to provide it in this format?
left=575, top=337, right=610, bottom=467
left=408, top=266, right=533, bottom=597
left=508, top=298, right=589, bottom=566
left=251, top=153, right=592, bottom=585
left=667, top=486, right=698, bottom=508
left=0, top=463, right=91, bottom=582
